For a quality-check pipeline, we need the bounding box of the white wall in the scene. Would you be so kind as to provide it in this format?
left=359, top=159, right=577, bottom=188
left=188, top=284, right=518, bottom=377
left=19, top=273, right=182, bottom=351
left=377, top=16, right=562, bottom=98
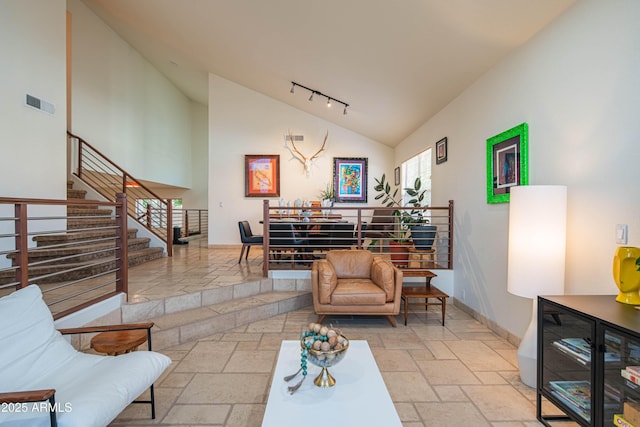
left=396, top=0, right=640, bottom=338
left=67, top=0, right=194, bottom=189
left=208, top=75, right=395, bottom=245
left=180, top=102, right=208, bottom=208
left=0, top=0, right=67, bottom=199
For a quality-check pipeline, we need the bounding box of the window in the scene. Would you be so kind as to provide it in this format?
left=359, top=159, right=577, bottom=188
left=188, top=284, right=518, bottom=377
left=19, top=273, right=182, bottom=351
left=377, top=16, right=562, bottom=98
left=401, top=148, right=432, bottom=207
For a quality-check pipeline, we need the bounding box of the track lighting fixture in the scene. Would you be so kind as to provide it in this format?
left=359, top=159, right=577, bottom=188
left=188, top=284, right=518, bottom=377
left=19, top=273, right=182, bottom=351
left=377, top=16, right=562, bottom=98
left=290, top=81, right=349, bottom=117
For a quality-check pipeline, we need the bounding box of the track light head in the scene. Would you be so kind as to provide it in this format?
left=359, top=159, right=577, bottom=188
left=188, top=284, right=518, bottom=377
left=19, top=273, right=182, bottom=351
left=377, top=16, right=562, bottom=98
left=290, top=83, right=295, bottom=94
left=327, top=97, right=331, bottom=107
left=308, top=92, right=314, bottom=101
left=343, top=106, right=348, bottom=115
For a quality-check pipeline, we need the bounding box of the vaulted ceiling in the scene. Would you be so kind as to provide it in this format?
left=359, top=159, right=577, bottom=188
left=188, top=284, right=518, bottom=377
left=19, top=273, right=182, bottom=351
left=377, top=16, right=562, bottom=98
left=82, top=0, right=575, bottom=146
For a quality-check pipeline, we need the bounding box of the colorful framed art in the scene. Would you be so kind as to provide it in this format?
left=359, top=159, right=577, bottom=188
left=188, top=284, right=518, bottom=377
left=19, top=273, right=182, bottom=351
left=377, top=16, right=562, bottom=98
left=486, top=122, right=528, bottom=204
left=244, top=154, right=280, bottom=197
left=333, top=157, right=368, bottom=203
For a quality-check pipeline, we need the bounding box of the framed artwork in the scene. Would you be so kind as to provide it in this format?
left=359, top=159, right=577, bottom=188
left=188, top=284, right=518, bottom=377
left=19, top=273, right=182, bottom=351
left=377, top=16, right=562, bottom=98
left=394, top=167, right=400, bottom=185
left=435, top=137, right=448, bottom=164
left=333, top=157, right=368, bottom=203
left=486, top=122, right=528, bottom=204
left=244, top=154, right=280, bottom=197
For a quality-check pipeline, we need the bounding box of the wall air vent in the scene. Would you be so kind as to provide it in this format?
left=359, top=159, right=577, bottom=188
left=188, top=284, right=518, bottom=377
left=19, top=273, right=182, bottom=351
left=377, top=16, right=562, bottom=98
left=284, top=134, right=304, bottom=142
left=25, top=94, right=55, bottom=115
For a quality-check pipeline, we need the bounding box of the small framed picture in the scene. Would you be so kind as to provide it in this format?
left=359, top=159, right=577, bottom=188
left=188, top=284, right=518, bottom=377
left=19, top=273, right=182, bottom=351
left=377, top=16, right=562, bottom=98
left=394, top=167, right=400, bottom=185
left=435, top=137, right=448, bottom=164
left=485, top=123, right=528, bottom=204
left=244, top=154, right=280, bottom=197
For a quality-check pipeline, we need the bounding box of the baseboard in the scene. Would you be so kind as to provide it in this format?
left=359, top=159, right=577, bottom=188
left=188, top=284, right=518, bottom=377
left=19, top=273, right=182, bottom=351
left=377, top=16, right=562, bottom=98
left=452, top=299, right=522, bottom=348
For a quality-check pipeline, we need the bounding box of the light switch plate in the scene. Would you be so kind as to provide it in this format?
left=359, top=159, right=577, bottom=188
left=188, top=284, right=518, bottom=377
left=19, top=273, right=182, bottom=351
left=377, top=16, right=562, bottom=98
left=616, top=224, right=628, bottom=244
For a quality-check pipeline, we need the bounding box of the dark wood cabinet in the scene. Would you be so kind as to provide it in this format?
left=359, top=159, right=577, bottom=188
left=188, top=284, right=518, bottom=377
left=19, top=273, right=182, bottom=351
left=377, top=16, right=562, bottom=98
left=537, top=295, right=640, bottom=427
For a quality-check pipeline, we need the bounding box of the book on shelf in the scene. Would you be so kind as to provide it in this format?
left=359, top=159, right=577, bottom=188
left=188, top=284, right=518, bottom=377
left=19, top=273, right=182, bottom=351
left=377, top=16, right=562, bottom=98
left=605, top=381, right=622, bottom=402
left=614, top=413, right=636, bottom=427
left=553, top=339, right=590, bottom=365
left=627, top=366, right=640, bottom=377
left=552, top=338, right=621, bottom=364
left=623, top=369, right=640, bottom=385
left=550, top=390, right=590, bottom=422
left=549, top=380, right=591, bottom=411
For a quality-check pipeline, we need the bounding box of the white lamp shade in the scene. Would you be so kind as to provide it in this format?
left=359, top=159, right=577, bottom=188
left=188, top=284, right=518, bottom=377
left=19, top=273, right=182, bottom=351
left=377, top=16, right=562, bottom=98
left=507, top=185, right=567, bottom=299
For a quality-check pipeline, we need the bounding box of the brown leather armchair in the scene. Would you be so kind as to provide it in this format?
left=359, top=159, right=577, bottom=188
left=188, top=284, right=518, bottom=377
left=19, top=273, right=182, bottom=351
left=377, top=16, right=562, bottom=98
left=311, top=250, right=403, bottom=327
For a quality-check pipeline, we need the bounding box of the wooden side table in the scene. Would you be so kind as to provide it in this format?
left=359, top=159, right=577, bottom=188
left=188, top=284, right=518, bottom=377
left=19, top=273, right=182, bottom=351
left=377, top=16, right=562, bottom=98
left=91, top=329, right=149, bottom=356
left=401, top=271, right=448, bottom=326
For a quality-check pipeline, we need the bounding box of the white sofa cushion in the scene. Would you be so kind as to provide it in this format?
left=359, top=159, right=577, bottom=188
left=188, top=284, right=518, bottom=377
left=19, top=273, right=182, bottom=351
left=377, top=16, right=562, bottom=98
left=0, top=286, right=171, bottom=427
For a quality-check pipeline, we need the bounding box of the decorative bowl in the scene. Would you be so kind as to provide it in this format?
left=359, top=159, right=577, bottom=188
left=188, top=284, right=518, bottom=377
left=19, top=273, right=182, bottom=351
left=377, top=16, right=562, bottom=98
left=300, top=334, right=349, bottom=387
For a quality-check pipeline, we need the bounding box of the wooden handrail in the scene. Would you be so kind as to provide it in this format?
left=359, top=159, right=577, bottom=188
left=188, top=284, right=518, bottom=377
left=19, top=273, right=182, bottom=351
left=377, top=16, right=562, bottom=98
left=67, top=131, right=173, bottom=256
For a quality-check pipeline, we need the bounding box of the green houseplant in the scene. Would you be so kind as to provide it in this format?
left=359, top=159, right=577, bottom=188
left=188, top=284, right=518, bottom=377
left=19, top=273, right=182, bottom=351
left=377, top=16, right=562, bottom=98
left=372, top=173, right=432, bottom=266
left=318, top=182, right=335, bottom=202
left=373, top=173, right=429, bottom=239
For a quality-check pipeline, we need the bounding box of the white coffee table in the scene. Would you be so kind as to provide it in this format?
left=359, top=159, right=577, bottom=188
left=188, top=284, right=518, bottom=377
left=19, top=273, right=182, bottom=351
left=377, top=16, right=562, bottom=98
left=262, top=340, right=401, bottom=427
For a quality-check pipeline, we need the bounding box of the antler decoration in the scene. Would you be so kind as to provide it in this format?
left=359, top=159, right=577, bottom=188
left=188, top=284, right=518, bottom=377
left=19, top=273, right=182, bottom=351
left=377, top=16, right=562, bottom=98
left=287, top=130, right=328, bottom=176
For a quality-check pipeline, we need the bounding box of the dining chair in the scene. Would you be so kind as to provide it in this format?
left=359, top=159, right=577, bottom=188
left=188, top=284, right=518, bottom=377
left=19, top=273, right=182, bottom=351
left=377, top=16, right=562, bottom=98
left=328, top=222, right=356, bottom=249
left=363, top=209, right=396, bottom=250
left=238, top=220, right=263, bottom=263
left=269, top=223, right=308, bottom=267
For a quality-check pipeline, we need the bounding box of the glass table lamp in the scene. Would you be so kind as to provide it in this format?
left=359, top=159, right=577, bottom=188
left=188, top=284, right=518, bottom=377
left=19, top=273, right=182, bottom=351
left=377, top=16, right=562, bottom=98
left=507, top=185, right=567, bottom=388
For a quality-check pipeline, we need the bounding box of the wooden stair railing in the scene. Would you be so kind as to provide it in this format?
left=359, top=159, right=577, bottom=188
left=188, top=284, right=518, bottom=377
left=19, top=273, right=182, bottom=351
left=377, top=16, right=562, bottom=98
left=67, top=131, right=173, bottom=256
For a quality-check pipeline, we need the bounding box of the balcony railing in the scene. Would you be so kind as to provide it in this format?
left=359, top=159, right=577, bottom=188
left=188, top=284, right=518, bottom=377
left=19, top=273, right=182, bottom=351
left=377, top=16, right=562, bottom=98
left=261, top=200, right=454, bottom=276
left=173, top=208, right=208, bottom=238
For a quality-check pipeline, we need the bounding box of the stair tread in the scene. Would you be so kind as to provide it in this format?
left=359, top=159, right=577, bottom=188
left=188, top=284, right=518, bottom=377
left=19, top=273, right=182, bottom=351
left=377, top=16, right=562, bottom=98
left=149, top=291, right=308, bottom=330
left=34, top=228, right=138, bottom=242
left=28, top=237, right=151, bottom=254
left=0, top=247, right=164, bottom=276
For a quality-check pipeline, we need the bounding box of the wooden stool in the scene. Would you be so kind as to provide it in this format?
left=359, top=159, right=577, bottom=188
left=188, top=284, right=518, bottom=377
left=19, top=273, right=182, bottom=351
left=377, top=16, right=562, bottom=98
left=91, top=329, right=148, bottom=356
left=401, top=271, right=448, bottom=326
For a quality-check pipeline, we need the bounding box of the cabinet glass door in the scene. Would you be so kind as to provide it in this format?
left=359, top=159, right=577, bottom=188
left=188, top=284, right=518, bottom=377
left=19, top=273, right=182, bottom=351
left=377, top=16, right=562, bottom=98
left=604, top=326, right=640, bottom=426
left=540, top=301, right=594, bottom=424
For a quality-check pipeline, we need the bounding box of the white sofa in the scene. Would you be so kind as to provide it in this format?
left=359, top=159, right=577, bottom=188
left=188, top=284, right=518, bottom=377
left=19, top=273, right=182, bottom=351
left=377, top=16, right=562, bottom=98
left=0, top=285, right=171, bottom=427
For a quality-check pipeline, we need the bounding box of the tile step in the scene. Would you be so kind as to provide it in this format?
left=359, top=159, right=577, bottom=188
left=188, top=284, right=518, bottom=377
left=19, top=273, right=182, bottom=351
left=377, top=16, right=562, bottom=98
left=140, top=290, right=312, bottom=350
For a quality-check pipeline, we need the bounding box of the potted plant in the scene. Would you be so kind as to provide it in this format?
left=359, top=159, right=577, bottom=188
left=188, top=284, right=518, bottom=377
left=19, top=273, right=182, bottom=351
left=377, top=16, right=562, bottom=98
left=372, top=173, right=432, bottom=266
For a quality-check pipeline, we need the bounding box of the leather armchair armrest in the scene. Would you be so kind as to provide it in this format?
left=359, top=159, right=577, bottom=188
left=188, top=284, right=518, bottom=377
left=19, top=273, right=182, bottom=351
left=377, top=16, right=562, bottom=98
left=313, top=259, right=337, bottom=304
left=371, top=257, right=398, bottom=302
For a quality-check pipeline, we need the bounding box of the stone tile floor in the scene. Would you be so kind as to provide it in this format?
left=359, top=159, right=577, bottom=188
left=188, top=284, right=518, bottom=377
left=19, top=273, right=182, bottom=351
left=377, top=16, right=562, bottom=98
left=110, top=240, right=548, bottom=426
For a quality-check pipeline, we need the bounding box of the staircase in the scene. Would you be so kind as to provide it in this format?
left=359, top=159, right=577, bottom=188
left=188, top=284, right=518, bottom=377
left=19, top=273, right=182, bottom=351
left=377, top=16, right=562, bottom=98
left=0, top=182, right=164, bottom=285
